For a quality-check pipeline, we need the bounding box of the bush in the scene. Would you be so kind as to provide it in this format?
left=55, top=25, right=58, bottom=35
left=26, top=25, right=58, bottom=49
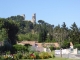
left=61, top=41, right=70, bottom=49
left=6, top=51, right=10, bottom=55
left=0, top=42, right=15, bottom=54
left=49, top=53, right=55, bottom=58
left=39, top=52, right=51, bottom=59
left=1, top=40, right=13, bottom=52
left=56, top=47, right=60, bottom=50
left=49, top=46, right=56, bottom=51
left=34, top=52, right=40, bottom=59
left=0, top=56, right=4, bottom=60
left=0, top=51, right=55, bottom=59
left=18, top=33, right=39, bottom=41
left=24, top=44, right=31, bottom=47
left=74, top=44, right=80, bottom=50
left=18, top=34, right=30, bottom=41
left=16, top=53, right=23, bottom=59
left=22, top=54, right=27, bottom=59
left=0, top=55, right=16, bottom=60
left=13, top=44, right=27, bottom=52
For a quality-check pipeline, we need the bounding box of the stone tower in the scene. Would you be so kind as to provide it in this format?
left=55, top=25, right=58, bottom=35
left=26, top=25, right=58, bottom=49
left=31, top=13, right=36, bottom=24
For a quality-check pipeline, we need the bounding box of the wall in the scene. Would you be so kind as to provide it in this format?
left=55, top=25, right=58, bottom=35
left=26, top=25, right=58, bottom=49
left=55, top=48, right=78, bottom=54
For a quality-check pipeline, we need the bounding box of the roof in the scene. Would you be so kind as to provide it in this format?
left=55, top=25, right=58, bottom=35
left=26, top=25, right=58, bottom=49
left=17, top=41, right=59, bottom=47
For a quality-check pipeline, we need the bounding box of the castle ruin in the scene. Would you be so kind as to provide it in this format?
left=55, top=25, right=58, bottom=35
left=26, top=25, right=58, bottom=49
left=21, top=13, right=36, bottom=24
left=31, top=13, right=36, bottom=24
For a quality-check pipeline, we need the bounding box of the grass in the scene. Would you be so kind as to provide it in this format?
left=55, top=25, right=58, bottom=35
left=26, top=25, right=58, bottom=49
left=21, top=57, right=76, bottom=60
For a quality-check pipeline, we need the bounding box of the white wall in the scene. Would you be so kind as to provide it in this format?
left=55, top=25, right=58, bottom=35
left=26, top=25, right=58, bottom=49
left=55, top=48, right=78, bottom=54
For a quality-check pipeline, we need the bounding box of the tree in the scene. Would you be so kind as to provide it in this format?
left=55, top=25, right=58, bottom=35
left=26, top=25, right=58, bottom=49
left=0, top=18, right=7, bottom=41
left=46, top=33, right=53, bottom=42
left=38, top=20, right=45, bottom=24
left=7, top=15, right=24, bottom=21
left=38, top=31, right=43, bottom=42
left=61, top=22, right=69, bottom=46
left=3, top=20, right=19, bottom=45
left=61, top=22, right=66, bottom=29
left=70, top=22, right=79, bottom=44
left=38, top=25, right=47, bottom=42
left=70, top=22, right=78, bottom=32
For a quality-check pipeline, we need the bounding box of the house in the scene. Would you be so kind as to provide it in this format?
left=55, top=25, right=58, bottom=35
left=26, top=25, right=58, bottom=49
left=17, top=41, right=38, bottom=46
left=17, top=41, right=59, bottom=52
left=17, top=41, right=59, bottom=48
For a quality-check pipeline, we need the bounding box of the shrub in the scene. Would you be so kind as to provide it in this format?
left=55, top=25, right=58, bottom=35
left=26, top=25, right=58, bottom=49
left=34, top=52, right=40, bottom=59
left=74, top=44, right=80, bottom=50
left=22, top=54, right=27, bottom=59
left=0, top=56, right=4, bottom=60
left=56, top=47, right=60, bottom=50
left=24, top=44, right=31, bottom=52
left=39, top=52, right=51, bottom=59
left=49, top=53, right=55, bottom=58
left=30, top=53, right=36, bottom=59
left=1, top=40, right=13, bottom=52
left=16, top=53, right=23, bottom=59
left=0, top=55, right=17, bottom=60
left=13, top=44, right=27, bottom=52
left=6, top=51, right=10, bottom=55
left=61, top=41, right=70, bottom=49
left=49, top=46, right=56, bottom=51
left=24, top=44, right=31, bottom=47
left=25, top=52, right=30, bottom=59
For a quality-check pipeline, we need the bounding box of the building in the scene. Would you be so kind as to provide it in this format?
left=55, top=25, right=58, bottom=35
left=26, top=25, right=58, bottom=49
left=17, top=41, right=59, bottom=48
left=20, top=13, right=36, bottom=24
left=31, top=13, right=36, bottom=24
left=17, top=41, right=59, bottom=52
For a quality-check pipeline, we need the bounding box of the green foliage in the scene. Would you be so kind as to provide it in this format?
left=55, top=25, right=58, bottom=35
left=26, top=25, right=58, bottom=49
left=0, top=40, right=13, bottom=53
left=0, top=19, right=19, bottom=45
left=38, top=52, right=54, bottom=59
left=38, top=28, right=47, bottom=42
left=61, top=41, right=70, bottom=49
left=1, top=16, right=80, bottom=47
left=16, top=52, right=23, bottom=59
left=0, top=29, right=7, bottom=41
left=3, top=20, right=19, bottom=45
left=0, top=55, right=16, bottom=60
left=49, top=46, right=56, bottom=51
left=0, top=56, right=4, bottom=60
left=0, top=51, right=55, bottom=59
left=74, top=44, right=80, bottom=50
left=13, top=44, right=27, bottom=52
left=24, top=44, right=31, bottom=47
left=46, top=34, right=53, bottom=42
left=56, top=47, right=60, bottom=50
left=6, top=51, right=10, bottom=55
left=18, top=33, right=39, bottom=41
left=18, top=34, right=30, bottom=41
left=7, top=15, right=24, bottom=21
left=33, top=52, right=40, bottom=59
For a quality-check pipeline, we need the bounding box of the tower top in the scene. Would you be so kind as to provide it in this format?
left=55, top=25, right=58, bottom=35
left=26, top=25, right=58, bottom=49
left=31, top=13, right=36, bottom=24
left=32, top=13, right=36, bottom=16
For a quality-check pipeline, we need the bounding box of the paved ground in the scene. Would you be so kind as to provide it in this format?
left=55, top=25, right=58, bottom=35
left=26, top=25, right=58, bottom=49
left=55, top=54, right=80, bottom=59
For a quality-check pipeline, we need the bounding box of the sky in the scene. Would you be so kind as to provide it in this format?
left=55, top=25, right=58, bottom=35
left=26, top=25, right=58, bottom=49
left=0, top=0, right=80, bottom=28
